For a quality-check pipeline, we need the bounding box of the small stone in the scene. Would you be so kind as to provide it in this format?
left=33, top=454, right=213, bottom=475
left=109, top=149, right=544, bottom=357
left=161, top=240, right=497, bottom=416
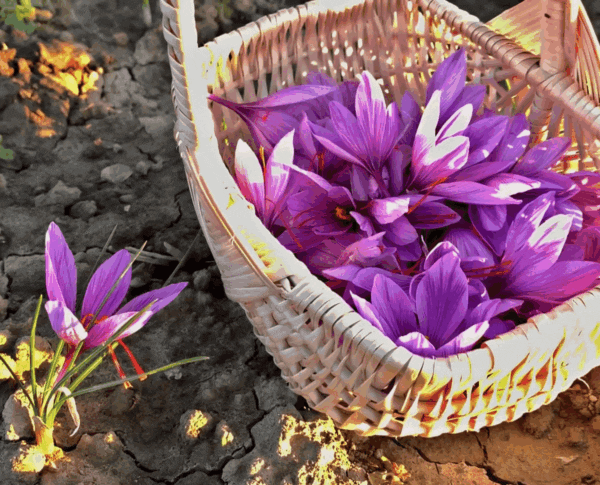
left=76, top=432, right=123, bottom=466
left=591, top=416, right=600, bottom=433
left=179, top=410, right=214, bottom=442
left=101, top=163, right=133, bottom=184
left=108, top=387, right=137, bottom=416
left=119, top=194, right=135, bottom=203
left=254, top=377, right=298, bottom=412
left=59, top=31, right=75, bottom=43
left=133, top=29, right=166, bottom=65
left=348, top=468, right=368, bottom=482
left=139, top=115, right=173, bottom=138
left=70, top=200, right=97, bottom=220
left=196, top=291, right=213, bottom=308
left=520, top=404, right=555, bottom=438
left=113, top=32, right=129, bottom=46
left=0, top=328, right=14, bottom=350
left=0, top=296, right=8, bottom=322
left=34, top=180, right=82, bottom=207
left=2, top=392, right=34, bottom=440
left=193, top=268, right=213, bottom=292
left=565, top=427, right=587, bottom=448
left=136, top=160, right=151, bottom=175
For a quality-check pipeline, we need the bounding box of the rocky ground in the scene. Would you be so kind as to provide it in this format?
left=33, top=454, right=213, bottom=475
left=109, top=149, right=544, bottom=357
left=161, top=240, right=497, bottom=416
left=1, top=0, right=600, bottom=484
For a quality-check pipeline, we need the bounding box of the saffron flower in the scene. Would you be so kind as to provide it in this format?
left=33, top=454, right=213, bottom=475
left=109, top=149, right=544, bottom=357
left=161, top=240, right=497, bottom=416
left=351, top=243, right=516, bottom=357
left=44, top=222, right=187, bottom=380
left=474, top=194, right=600, bottom=310
left=208, top=84, right=336, bottom=157
left=233, top=130, right=295, bottom=230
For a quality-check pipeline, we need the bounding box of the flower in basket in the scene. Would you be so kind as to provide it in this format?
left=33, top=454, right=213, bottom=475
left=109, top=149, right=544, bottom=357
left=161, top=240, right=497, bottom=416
left=350, top=242, right=520, bottom=357
left=45, top=222, right=187, bottom=381
left=212, top=46, right=600, bottom=359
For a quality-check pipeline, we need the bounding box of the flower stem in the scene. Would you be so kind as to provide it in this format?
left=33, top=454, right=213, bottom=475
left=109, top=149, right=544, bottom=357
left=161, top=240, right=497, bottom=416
left=33, top=416, right=55, bottom=456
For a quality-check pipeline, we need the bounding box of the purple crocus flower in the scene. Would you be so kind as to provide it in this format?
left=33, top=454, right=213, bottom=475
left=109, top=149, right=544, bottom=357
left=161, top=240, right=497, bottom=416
left=44, top=222, right=187, bottom=380
left=233, top=130, right=295, bottom=231
left=309, top=71, right=403, bottom=194
left=477, top=193, right=600, bottom=311
left=408, top=88, right=531, bottom=206
left=208, top=84, right=336, bottom=157
left=350, top=244, right=516, bottom=358
left=425, top=49, right=486, bottom=129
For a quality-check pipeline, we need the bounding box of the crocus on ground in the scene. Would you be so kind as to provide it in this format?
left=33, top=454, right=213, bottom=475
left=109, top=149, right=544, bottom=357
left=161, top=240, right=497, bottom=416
left=44, top=222, right=187, bottom=382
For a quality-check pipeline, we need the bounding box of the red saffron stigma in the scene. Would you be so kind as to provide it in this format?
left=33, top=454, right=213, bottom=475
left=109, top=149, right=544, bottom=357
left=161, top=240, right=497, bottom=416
left=118, top=340, right=147, bottom=381
left=406, top=177, right=448, bottom=215
left=108, top=346, right=133, bottom=390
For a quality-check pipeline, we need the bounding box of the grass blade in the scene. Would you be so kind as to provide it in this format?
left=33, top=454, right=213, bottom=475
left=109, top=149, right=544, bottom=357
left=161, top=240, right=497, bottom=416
left=0, top=354, right=37, bottom=412
left=64, top=355, right=209, bottom=401
left=29, top=295, right=43, bottom=416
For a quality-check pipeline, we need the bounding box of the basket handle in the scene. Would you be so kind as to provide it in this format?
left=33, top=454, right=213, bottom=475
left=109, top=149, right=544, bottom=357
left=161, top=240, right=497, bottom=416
left=488, top=0, right=600, bottom=147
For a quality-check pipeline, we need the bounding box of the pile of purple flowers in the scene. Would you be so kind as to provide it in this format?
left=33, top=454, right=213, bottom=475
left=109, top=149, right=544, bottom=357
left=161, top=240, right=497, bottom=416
left=210, top=49, right=600, bottom=358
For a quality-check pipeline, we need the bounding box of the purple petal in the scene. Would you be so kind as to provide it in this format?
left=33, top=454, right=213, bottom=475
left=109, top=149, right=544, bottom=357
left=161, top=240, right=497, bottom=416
left=509, top=214, right=573, bottom=277
left=436, top=104, right=473, bottom=141
left=384, top=216, right=419, bottom=246
left=507, top=260, right=600, bottom=301
left=469, top=205, right=511, bottom=255
left=323, top=264, right=362, bottom=282
left=312, top=112, right=365, bottom=167
left=407, top=201, right=460, bottom=229
left=265, top=130, right=295, bottom=224
left=555, top=199, right=583, bottom=232
left=367, top=196, right=411, bottom=224
left=426, top=50, right=467, bottom=122
left=388, top=145, right=411, bottom=195
left=45, top=300, right=87, bottom=346
left=474, top=205, right=507, bottom=232
left=397, top=331, right=437, bottom=357
left=441, top=85, right=487, bottom=127
left=81, top=249, right=132, bottom=320
left=352, top=267, right=412, bottom=293
left=513, top=137, right=571, bottom=176
left=483, top=318, right=516, bottom=339
left=435, top=321, right=489, bottom=357
left=84, top=310, right=152, bottom=349
left=234, top=140, right=266, bottom=218
left=444, top=228, right=495, bottom=262
left=504, top=193, right=554, bottom=260
left=483, top=173, right=541, bottom=198
left=424, top=241, right=460, bottom=270
left=463, top=116, right=508, bottom=165
left=450, top=159, right=515, bottom=183
left=371, top=275, right=417, bottom=339
left=415, top=252, right=469, bottom=346
left=431, top=181, right=521, bottom=205
left=355, top=72, right=401, bottom=163
left=45, top=222, right=77, bottom=313
left=351, top=293, right=386, bottom=335
left=119, top=282, right=187, bottom=316
left=490, top=113, right=530, bottom=163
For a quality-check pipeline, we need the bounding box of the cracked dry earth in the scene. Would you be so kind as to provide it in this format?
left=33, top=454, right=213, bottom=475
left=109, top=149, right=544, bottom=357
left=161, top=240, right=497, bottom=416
left=1, top=0, right=600, bottom=484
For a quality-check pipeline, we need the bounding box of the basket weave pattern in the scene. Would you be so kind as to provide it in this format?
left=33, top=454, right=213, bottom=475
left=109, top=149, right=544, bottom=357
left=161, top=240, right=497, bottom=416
left=160, top=0, right=600, bottom=437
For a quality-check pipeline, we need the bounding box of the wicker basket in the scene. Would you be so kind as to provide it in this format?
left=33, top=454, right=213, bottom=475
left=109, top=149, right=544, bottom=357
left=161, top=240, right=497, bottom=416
left=160, top=0, right=600, bottom=438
